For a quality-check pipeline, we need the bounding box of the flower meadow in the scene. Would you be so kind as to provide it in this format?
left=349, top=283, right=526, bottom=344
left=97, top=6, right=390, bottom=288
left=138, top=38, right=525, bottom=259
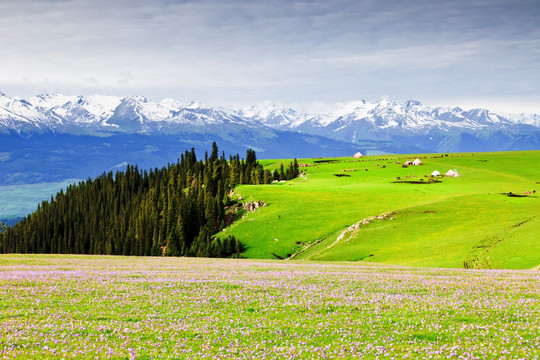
left=0, top=255, right=538, bottom=359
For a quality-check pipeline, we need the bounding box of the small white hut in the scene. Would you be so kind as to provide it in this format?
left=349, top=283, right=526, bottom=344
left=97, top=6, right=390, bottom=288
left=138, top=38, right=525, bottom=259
left=412, top=158, right=422, bottom=166
left=404, top=160, right=413, bottom=166
left=431, top=170, right=441, bottom=177
left=445, top=169, right=460, bottom=177
left=353, top=152, right=363, bottom=158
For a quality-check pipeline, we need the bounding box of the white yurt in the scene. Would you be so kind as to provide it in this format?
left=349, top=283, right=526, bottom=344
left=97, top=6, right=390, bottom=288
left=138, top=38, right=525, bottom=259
left=353, top=152, right=363, bottom=158
left=445, top=169, right=460, bottom=177
left=431, top=170, right=441, bottom=177
left=413, top=158, right=422, bottom=166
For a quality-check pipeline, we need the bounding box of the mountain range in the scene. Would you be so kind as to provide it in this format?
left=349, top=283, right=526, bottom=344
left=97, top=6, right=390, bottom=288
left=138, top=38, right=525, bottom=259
left=0, top=91, right=539, bottom=184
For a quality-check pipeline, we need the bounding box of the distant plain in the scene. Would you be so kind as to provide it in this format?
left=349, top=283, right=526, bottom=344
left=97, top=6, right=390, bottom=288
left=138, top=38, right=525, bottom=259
left=0, top=179, right=80, bottom=224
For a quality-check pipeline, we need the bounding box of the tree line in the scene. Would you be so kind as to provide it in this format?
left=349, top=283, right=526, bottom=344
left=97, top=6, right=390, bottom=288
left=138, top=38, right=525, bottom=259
left=0, top=221, right=7, bottom=234
left=0, top=143, right=300, bottom=257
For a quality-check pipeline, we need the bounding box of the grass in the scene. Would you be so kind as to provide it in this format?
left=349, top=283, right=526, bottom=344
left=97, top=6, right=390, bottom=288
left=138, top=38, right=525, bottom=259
left=220, top=151, right=539, bottom=269
left=0, top=254, right=538, bottom=359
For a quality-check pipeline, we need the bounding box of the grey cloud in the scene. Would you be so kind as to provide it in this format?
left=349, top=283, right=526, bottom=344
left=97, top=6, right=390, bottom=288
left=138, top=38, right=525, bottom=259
left=0, top=0, right=539, bottom=112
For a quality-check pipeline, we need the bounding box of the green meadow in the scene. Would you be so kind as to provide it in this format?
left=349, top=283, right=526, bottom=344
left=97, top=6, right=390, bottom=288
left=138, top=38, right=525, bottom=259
left=0, top=255, right=538, bottom=359
left=1, top=152, right=538, bottom=359
left=221, top=151, right=539, bottom=269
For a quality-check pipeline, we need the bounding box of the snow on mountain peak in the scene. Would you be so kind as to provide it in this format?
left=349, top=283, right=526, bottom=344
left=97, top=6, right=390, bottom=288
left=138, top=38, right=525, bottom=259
left=0, top=92, right=538, bottom=136
left=159, top=98, right=182, bottom=110
left=184, top=101, right=208, bottom=109
left=123, top=95, right=148, bottom=103
left=236, top=102, right=305, bottom=127
left=331, top=100, right=375, bottom=119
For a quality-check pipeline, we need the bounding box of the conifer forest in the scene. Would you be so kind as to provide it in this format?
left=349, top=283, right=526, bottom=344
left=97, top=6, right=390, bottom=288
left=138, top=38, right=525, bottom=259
left=0, top=143, right=300, bottom=257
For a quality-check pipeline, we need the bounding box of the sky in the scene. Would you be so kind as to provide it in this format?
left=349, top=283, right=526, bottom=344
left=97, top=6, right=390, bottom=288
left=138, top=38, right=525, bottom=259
left=1, top=0, right=539, bottom=113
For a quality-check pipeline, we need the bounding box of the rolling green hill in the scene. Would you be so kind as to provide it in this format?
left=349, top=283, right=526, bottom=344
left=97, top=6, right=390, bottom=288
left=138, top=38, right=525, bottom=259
left=220, top=151, right=540, bottom=269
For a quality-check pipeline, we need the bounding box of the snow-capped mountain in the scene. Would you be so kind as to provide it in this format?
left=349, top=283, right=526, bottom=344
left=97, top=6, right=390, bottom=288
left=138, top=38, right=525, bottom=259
left=0, top=92, right=261, bottom=135
left=239, top=99, right=539, bottom=133
left=236, top=102, right=310, bottom=128
left=235, top=99, right=540, bottom=153
left=1, top=91, right=538, bottom=155
left=1, top=91, right=539, bottom=185
left=0, top=92, right=366, bottom=184
left=1, top=92, right=538, bottom=137
left=502, top=112, right=540, bottom=128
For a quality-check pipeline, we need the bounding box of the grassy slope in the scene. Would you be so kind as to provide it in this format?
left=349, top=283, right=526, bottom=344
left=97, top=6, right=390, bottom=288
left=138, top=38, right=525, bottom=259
left=220, top=151, right=539, bottom=269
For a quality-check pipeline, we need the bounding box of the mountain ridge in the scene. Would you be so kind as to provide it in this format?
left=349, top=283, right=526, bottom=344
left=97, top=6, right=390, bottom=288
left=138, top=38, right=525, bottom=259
left=0, top=92, right=539, bottom=185
left=1, top=92, right=539, bottom=135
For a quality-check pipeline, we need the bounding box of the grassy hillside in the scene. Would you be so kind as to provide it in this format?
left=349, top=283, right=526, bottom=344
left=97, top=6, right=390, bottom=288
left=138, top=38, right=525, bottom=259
left=220, top=151, right=539, bottom=269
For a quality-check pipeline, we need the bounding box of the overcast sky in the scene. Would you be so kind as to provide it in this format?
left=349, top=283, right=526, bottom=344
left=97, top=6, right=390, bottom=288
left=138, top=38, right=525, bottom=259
left=1, top=0, right=539, bottom=113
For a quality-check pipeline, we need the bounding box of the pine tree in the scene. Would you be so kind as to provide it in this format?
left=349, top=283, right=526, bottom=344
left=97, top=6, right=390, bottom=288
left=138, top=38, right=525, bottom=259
left=0, top=144, right=301, bottom=258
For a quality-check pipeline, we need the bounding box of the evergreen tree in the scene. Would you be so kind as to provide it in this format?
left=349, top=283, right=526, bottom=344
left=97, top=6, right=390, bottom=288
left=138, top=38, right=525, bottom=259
left=0, top=221, right=8, bottom=234
left=0, top=145, right=301, bottom=258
